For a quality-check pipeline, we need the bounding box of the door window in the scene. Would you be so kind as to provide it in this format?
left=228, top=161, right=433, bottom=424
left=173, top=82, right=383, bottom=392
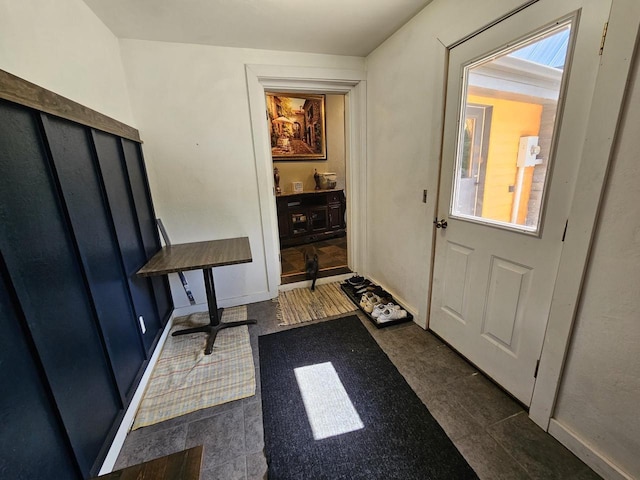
left=451, top=21, right=574, bottom=233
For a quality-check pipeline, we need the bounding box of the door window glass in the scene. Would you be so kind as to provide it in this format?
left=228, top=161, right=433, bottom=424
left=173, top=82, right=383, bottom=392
left=452, top=21, right=573, bottom=233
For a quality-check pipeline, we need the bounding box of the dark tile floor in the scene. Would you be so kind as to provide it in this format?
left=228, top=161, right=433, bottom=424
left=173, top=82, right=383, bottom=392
left=113, top=299, right=602, bottom=480
left=280, top=236, right=349, bottom=284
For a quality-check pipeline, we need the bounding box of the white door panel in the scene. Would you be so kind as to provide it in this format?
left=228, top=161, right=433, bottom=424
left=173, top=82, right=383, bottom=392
left=482, top=256, right=533, bottom=353
left=441, top=241, right=473, bottom=323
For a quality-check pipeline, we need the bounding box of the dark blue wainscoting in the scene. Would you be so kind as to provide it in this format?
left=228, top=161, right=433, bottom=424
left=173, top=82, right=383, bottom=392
left=121, top=139, right=172, bottom=325
left=91, top=130, right=162, bottom=354
left=0, top=253, right=81, bottom=479
left=0, top=101, right=121, bottom=476
left=0, top=96, right=173, bottom=478
left=43, top=114, right=146, bottom=404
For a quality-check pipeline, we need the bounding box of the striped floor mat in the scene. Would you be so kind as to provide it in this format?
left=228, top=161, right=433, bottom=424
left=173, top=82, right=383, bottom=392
left=132, top=306, right=255, bottom=430
left=276, top=282, right=357, bottom=326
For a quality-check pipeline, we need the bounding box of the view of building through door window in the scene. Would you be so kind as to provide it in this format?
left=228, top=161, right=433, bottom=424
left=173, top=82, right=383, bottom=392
left=452, top=21, right=573, bottom=232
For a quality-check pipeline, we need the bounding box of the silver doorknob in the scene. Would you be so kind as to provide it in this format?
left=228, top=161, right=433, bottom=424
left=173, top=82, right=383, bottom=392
left=434, top=218, right=448, bottom=229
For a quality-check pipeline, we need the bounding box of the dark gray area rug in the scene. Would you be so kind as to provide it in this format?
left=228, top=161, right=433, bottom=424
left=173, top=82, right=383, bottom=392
left=259, top=316, right=479, bottom=479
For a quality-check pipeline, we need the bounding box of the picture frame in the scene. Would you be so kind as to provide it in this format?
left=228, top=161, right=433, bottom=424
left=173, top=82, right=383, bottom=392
left=266, top=93, right=327, bottom=160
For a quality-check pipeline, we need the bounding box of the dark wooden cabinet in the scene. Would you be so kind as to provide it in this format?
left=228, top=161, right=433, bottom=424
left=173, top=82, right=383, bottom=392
left=276, top=190, right=345, bottom=247
left=0, top=98, right=172, bottom=479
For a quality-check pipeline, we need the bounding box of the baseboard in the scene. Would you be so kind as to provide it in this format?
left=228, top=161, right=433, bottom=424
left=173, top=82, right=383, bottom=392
left=172, top=290, right=275, bottom=318
left=548, top=419, right=633, bottom=480
left=97, top=312, right=177, bottom=475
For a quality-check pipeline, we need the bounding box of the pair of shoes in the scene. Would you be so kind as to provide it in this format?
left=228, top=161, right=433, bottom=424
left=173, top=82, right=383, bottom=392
left=371, top=286, right=391, bottom=299
left=347, top=275, right=365, bottom=287
left=356, top=284, right=375, bottom=295
left=377, top=306, right=407, bottom=323
left=371, top=302, right=401, bottom=319
left=360, top=292, right=381, bottom=313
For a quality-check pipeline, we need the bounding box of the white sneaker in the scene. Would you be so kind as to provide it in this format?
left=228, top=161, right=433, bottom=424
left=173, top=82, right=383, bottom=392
left=371, top=303, right=399, bottom=319
left=377, top=307, right=407, bottom=323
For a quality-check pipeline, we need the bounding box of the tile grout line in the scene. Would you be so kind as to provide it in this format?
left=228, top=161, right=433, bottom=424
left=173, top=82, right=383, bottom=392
left=488, top=410, right=527, bottom=429
left=484, top=412, right=538, bottom=480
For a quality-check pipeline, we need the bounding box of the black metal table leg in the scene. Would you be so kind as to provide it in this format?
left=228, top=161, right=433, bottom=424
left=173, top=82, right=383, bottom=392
left=203, top=266, right=220, bottom=326
left=172, top=267, right=256, bottom=355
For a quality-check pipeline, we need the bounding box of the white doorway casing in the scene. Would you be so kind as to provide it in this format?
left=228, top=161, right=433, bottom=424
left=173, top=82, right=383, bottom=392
left=245, top=65, right=367, bottom=298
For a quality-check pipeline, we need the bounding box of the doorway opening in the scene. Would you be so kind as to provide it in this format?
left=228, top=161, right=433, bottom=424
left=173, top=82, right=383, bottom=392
left=267, top=92, right=351, bottom=284
left=246, top=64, right=366, bottom=298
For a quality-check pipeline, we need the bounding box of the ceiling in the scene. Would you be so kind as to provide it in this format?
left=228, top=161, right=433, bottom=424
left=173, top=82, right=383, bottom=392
left=82, top=0, right=432, bottom=57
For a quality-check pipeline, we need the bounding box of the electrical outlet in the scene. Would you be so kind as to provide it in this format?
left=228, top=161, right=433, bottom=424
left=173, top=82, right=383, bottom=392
left=138, top=316, right=146, bottom=334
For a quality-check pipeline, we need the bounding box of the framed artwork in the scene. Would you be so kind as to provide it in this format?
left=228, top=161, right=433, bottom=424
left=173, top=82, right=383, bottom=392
left=266, top=93, right=327, bottom=160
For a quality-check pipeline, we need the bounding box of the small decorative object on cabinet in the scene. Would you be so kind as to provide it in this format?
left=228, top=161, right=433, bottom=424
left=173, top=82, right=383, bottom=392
left=318, top=172, right=337, bottom=189
left=274, top=167, right=281, bottom=195
left=276, top=189, right=346, bottom=247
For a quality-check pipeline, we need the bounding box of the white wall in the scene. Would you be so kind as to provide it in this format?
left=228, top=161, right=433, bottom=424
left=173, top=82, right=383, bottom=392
left=551, top=49, right=640, bottom=479
left=365, top=0, right=531, bottom=326
left=274, top=94, right=346, bottom=194
left=118, top=39, right=363, bottom=308
left=0, top=0, right=135, bottom=126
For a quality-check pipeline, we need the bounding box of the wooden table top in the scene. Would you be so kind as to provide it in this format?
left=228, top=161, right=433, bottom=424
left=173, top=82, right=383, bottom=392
left=91, top=445, right=203, bottom=479
left=137, top=237, right=252, bottom=277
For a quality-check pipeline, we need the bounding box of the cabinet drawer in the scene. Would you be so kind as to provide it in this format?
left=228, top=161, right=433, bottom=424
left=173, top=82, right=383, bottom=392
left=328, top=191, right=342, bottom=204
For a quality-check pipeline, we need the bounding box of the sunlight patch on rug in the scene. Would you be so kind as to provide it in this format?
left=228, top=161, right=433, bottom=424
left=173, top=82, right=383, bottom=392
left=294, top=362, right=364, bottom=440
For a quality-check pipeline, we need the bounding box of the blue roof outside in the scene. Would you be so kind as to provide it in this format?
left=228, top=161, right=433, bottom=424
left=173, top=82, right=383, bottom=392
left=509, top=27, right=570, bottom=69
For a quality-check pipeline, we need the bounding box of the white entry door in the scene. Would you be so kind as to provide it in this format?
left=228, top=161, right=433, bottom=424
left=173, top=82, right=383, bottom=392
left=429, top=0, right=611, bottom=405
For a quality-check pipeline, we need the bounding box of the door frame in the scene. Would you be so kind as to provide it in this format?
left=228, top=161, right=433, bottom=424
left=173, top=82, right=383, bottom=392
left=428, top=0, right=638, bottom=437
left=245, top=64, right=367, bottom=298
left=530, top=0, right=639, bottom=429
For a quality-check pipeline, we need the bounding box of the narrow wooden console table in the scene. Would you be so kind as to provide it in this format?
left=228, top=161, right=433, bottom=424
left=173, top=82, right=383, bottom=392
left=137, top=237, right=256, bottom=355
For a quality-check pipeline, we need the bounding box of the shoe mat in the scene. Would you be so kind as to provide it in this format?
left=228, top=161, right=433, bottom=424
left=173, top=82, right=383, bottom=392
left=340, top=282, right=413, bottom=328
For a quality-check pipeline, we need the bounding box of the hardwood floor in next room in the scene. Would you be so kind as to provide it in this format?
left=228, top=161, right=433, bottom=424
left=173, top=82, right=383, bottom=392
left=280, top=235, right=350, bottom=284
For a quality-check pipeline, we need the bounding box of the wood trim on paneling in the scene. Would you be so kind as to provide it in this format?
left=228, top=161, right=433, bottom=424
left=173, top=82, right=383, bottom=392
left=0, top=69, right=141, bottom=143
